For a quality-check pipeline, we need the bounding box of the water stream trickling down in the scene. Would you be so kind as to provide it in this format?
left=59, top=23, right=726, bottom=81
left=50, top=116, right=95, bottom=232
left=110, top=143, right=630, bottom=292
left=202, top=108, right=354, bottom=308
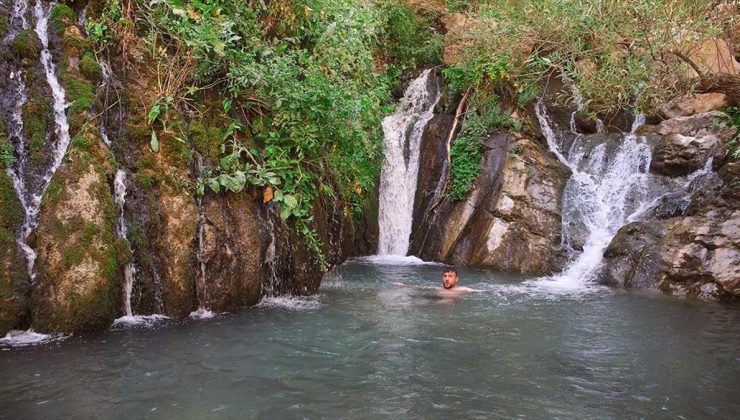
left=377, top=69, right=440, bottom=255
left=5, top=0, right=73, bottom=280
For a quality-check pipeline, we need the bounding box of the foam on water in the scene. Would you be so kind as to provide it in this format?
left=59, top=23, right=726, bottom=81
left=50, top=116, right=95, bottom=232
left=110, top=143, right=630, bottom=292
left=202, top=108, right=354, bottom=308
left=350, top=255, right=444, bottom=266
left=189, top=308, right=217, bottom=320
left=257, top=295, right=321, bottom=311
left=111, top=315, right=170, bottom=328
left=0, top=330, right=69, bottom=347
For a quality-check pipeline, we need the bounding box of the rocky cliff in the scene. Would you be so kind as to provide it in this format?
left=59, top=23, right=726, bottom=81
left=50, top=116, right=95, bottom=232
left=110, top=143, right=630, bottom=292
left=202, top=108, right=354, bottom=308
left=0, top=0, right=375, bottom=335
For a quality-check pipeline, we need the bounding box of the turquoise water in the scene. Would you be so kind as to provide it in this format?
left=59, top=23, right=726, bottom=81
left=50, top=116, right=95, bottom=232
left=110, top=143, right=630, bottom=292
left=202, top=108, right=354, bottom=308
left=2, top=258, right=739, bottom=418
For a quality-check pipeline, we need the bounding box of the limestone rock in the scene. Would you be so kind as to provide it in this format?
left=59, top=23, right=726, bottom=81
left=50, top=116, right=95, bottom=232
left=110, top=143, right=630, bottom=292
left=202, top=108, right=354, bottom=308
left=601, top=222, right=665, bottom=289
left=411, top=128, right=570, bottom=275
left=688, top=37, right=740, bottom=76
left=600, top=173, right=739, bottom=300
left=650, top=133, right=719, bottom=177
left=660, top=93, right=729, bottom=119
left=32, top=133, right=121, bottom=332
left=655, top=111, right=727, bottom=137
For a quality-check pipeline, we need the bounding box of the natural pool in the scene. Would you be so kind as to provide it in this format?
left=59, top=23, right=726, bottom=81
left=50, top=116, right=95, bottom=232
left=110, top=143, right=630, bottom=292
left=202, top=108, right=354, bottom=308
left=2, top=257, right=739, bottom=418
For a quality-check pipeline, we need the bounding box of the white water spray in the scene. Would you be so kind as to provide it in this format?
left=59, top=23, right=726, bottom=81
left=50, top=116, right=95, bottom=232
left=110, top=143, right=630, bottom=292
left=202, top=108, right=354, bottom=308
left=113, top=170, right=137, bottom=317
left=533, top=98, right=712, bottom=292
left=377, top=70, right=440, bottom=255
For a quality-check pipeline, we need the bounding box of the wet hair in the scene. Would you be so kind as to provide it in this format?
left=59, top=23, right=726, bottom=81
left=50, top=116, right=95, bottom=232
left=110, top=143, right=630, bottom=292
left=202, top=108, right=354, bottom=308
left=442, top=267, right=458, bottom=275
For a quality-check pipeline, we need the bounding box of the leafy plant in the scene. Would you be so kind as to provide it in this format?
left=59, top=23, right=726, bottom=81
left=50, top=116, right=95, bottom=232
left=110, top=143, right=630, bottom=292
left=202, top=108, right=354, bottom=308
left=719, top=107, right=740, bottom=160
left=448, top=94, right=521, bottom=200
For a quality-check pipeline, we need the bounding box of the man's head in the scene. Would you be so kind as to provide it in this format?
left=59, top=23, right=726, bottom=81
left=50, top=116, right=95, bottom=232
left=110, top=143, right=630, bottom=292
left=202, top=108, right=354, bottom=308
left=442, top=267, right=459, bottom=289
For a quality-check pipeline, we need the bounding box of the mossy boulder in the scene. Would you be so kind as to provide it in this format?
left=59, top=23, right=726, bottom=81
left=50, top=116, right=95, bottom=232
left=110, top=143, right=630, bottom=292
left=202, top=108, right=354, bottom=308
left=64, top=76, right=95, bottom=133
left=31, top=130, right=121, bottom=333
left=79, top=51, right=102, bottom=82
left=22, top=92, right=50, bottom=164
left=0, top=172, right=30, bottom=334
left=11, top=29, right=42, bottom=61
left=189, top=121, right=224, bottom=161
left=0, top=13, right=8, bottom=39
left=50, top=3, right=76, bottom=33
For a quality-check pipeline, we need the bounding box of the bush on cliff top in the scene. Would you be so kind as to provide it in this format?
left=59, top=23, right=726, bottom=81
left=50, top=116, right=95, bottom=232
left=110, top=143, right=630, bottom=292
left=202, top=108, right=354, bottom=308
left=446, top=0, right=727, bottom=115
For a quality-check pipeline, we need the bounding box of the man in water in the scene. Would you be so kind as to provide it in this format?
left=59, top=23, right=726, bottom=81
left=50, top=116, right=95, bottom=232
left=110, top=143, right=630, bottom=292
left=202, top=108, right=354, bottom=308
left=440, top=267, right=477, bottom=292
left=393, top=267, right=478, bottom=292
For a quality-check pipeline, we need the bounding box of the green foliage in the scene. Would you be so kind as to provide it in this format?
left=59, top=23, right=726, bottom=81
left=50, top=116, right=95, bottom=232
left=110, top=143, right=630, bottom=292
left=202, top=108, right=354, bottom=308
left=448, top=0, right=723, bottom=114
left=85, top=0, right=123, bottom=44
left=129, top=0, right=422, bottom=266
left=79, top=52, right=103, bottom=81
left=448, top=94, right=521, bottom=200
left=378, top=1, right=443, bottom=75
left=0, top=13, right=8, bottom=39
left=720, top=107, right=740, bottom=160
left=443, top=54, right=511, bottom=97
left=0, top=140, right=13, bottom=169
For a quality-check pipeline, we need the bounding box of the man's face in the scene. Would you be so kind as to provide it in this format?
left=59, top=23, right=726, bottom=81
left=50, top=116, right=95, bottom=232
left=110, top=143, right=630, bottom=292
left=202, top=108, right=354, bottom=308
left=442, top=271, right=458, bottom=289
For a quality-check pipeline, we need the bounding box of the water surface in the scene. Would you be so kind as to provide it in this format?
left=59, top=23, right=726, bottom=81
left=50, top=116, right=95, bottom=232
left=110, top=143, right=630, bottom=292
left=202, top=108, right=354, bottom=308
left=2, top=259, right=739, bottom=418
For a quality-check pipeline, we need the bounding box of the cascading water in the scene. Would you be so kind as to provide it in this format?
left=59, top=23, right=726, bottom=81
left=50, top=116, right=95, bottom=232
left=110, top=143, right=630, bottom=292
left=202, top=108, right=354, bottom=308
left=4, top=0, right=73, bottom=279
left=111, top=170, right=167, bottom=327
left=534, top=98, right=714, bottom=292
left=113, top=170, right=136, bottom=317
left=190, top=156, right=215, bottom=319
left=377, top=69, right=440, bottom=255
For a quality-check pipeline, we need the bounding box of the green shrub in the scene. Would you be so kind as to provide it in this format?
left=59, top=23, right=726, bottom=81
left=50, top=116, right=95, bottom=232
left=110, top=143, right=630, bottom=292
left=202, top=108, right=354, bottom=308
left=446, top=0, right=723, bottom=114
left=448, top=94, right=520, bottom=200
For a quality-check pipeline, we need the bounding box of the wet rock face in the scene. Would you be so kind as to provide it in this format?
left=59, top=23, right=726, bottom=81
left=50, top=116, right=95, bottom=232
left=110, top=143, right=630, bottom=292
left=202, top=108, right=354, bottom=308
left=0, top=172, right=29, bottom=333
left=651, top=133, right=719, bottom=177
left=601, top=222, right=666, bottom=289
left=32, top=134, right=121, bottom=332
left=411, top=126, right=570, bottom=275
left=200, top=193, right=262, bottom=311
left=153, top=170, right=198, bottom=318
left=600, top=144, right=740, bottom=301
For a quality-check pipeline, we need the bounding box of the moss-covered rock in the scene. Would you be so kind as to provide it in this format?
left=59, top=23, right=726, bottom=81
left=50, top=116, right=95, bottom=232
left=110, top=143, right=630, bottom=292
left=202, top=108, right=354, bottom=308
left=64, top=76, right=95, bottom=132
left=11, top=29, right=42, bottom=61
left=79, top=51, right=102, bottom=81
left=22, top=92, right=50, bottom=164
left=31, top=130, right=121, bottom=333
left=50, top=3, right=76, bottom=33
left=0, top=172, right=30, bottom=334
left=189, top=121, right=225, bottom=161
left=0, top=13, right=8, bottom=39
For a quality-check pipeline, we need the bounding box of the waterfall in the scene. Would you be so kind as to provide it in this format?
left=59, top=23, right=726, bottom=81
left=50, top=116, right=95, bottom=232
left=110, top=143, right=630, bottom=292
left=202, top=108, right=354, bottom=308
left=190, top=156, right=214, bottom=319
left=262, top=214, right=280, bottom=296
left=113, top=170, right=136, bottom=317
left=377, top=69, right=440, bottom=255
left=534, top=98, right=714, bottom=292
